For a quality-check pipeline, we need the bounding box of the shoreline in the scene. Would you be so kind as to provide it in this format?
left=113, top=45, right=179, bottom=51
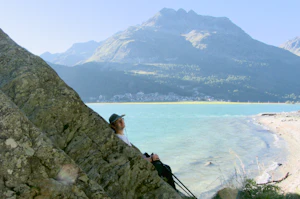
left=254, top=111, right=300, bottom=195
left=86, top=101, right=292, bottom=105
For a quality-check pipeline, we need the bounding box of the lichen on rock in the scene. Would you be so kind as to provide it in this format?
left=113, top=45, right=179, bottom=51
left=5, top=138, right=18, bottom=148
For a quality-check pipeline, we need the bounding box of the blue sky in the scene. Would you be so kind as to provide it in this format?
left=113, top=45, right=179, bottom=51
left=0, top=0, right=299, bottom=55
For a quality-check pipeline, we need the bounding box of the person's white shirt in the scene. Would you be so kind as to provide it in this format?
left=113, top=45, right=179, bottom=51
left=116, top=134, right=132, bottom=146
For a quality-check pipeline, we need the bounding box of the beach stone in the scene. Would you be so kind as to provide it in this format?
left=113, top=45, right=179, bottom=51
left=0, top=28, right=181, bottom=198
left=205, top=161, right=213, bottom=166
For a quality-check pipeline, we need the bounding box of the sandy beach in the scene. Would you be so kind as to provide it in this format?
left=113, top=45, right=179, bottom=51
left=255, top=110, right=300, bottom=195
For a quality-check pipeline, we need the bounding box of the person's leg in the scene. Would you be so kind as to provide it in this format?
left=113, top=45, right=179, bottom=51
left=152, top=161, right=176, bottom=190
left=152, top=161, right=164, bottom=176
left=162, top=164, right=176, bottom=189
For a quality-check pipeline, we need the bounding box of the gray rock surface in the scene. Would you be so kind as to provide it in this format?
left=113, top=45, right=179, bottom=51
left=0, top=91, right=110, bottom=198
left=0, top=28, right=181, bottom=198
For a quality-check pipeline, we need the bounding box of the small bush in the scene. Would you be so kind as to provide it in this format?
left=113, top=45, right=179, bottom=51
left=213, top=178, right=300, bottom=199
left=239, top=179, right=282, bottom=199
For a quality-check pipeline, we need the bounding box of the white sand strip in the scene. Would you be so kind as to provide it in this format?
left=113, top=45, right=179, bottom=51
left=255, top=111, right=300, bottom=194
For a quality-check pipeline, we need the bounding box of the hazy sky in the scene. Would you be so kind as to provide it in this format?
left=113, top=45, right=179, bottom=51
left=0, top=0, right=299, bottom=55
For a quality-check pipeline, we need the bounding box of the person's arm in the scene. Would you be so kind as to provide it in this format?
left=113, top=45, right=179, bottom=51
left=131, top=144, right=151, bottom=162
left=143, top=153, right=160, bottom=162
left=131, top=144, right=160, bottom=162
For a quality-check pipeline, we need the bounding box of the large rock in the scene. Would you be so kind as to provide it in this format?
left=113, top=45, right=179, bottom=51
left=0, top=28, right=181, bottom=198
left=212, top=188, right=239, bottom=199
left=0, top=91, right=110, bottom=198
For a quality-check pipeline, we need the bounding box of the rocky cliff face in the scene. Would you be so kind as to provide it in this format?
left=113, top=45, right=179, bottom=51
left=0, top=29, right=181, bottom=198
left=0, top=90, right=110, bottom=199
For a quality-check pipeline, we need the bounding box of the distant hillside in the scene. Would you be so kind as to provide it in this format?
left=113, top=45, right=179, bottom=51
left=40, top=40, right=102, bottom=66
left=49, top=62, right=191, bottom=102
left=280, top=37, right=300, bottom=56
left=49, top=56, right=300, bottom=103
left=42, top=8, right=300, bottom=102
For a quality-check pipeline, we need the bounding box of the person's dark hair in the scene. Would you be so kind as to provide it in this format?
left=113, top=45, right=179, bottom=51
left=110, top=123, right=116, bottom=133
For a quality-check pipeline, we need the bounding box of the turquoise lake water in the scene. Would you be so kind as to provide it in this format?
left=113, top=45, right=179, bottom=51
left=87, top=103, right=300, bottom=198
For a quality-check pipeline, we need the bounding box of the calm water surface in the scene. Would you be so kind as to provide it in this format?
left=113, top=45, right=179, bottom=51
left=87, top=103, right=300, bottom=198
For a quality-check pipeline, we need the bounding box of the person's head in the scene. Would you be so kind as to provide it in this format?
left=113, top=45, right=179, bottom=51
left=109, top=113, right=125, bottom=133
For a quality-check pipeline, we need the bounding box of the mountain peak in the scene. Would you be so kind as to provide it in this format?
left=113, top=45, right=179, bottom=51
left=40, top=40, right=102, bottom=66
left=280, top=36, right=300, bottom=56
left=159, top=8, right=177, bottom=16
left=142, top=8, right=246, bottom=37
left=177, top=8, right=187, bottom=15
left=188, top=9, right=197, bottom=16
left=158, top=8, right=191, bottom=17
left=69, top=40, right=98, bottom=49
left=40, top=51, right=52, bottom=56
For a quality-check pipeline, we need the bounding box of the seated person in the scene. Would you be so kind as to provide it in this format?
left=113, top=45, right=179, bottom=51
left=109, top=113, right=176, bottom=190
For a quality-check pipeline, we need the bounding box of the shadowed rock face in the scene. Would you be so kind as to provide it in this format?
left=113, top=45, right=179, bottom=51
left=0, top=29, right=180, bottom=198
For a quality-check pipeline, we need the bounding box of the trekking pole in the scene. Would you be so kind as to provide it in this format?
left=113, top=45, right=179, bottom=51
left=174, top=181, right=196, bottom=198
left=170, top=171, right=197, bottom=199
left=158, top=161, right=197, bottom=199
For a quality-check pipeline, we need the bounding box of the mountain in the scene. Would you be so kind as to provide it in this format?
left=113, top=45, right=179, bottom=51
left=87, top=8, right=296, bottom=64
left=280, top=37, right=300, bottom=56
left=86, top=8, right=247, bottom=63
left=43, top=8, right=300, bottom=102
left=40, top=40, right=102, bottom=66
